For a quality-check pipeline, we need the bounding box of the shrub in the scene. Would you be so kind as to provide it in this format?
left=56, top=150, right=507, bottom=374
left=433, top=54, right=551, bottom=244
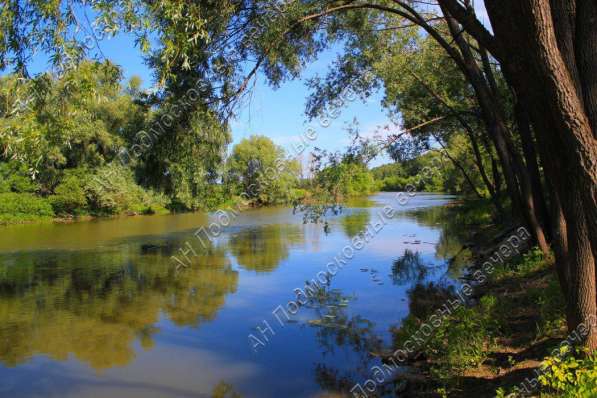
left=226, top=135, right=300, bottom=206
left=85, top=164, right=169, bottom=215
left=0, top=192, right=54, bottom=224
left=314, top=162, right=376, bottom=201
left=425, top=295, right=499, bottom=381
left=538, top=346, right=597, bottom=397
left=0, top=162, right=39, bottom=193
left=85, top=164, right=145, bottom=214
left=50, top=173, right=88, bottom=215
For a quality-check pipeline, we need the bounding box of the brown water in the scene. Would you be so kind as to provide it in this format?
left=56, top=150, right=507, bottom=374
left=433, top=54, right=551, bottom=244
left=0, top=193, right=465, bottom=397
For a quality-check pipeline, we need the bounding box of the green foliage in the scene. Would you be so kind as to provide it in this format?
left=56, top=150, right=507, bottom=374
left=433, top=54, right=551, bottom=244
left=1, top=59, right=233, bottom=222
left=426, top=295, right=499, bottom=381
left=492, top=246, right=547, bottom=282
left=0, top=161, right=38, bottom=193
left=531, top=276, right=567, bottom=338
left=85, top=164, right=167, bottom=215
left=227, top=135, right=300, bottom=206
left=372, top=133, right=491, bottom=196
left=0, top=192, right=54, bottom=224
left=50, top=171, right=88, bottom=215
left=315, top=161, right=376, bottom=201
left=538, top=347, right=597, bottom=397
left=140, top=106, right=231, bottom=211
left=0, top=61, right=143, bottom=188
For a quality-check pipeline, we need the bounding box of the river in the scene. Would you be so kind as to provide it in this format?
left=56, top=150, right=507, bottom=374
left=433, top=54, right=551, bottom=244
left=0, top=192, right=468, bottom=397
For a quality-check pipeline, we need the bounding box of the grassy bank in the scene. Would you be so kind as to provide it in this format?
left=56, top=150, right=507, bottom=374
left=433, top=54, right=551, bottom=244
left=387, top=201, right=596, bottom=397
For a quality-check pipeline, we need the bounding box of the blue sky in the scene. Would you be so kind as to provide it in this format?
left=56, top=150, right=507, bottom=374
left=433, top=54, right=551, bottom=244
left=21, top=32, right=393, bottom=168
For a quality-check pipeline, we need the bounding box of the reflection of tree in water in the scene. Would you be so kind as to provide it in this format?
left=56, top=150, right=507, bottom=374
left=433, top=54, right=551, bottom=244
left=211, top=381, right=242, bottom=398
left=302, top=283, right=387, bottom=396
left=164, top=248, right=238, bottom=326
left=391, top=249, right=448, bottom=287
left=311, top=206, right=472, bottom=396
left=228, top=224, right=303, bottom=272
left=406, top=281, right=458, bottom=320
left=391, top=249, right=427, bottom=286
left=407, top=205, right=473, bottom=277
left=0, top=239, right=237, bottom=370
left=340, top=210, right=371, bottom=238
left=314, top=364, right=358, bottom=396
left=303, top=284, right=381, bottom=356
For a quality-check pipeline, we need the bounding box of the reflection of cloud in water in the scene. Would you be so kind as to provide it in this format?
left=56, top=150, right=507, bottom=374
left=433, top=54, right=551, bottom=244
left=1, top=345, right=256, bottom=398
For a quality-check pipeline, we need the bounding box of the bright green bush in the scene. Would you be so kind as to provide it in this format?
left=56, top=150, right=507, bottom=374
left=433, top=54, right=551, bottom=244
left=0, top=162, right=39, bottom=193
left=0, top=192, right=54, bottom=224
left=426, top=295, right=499, bottom=380
left=315, top=161, right=376, bottom=201
left=538, top=347, right=597, bottom=397
left=227, top=135, right=300, bottom=205
left=50, top=173, right=88, bottom=215
left=85, top=164, right=168, bottom=215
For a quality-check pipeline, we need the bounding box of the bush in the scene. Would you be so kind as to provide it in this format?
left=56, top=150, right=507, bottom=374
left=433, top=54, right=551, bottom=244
left=0, top=162, right=39, bottom=193
left=85, top=164, right=169, bottom=215
left=227, top=135, right=300, bottom=206
left=50, top=173, right=88, bottom=215
left=426, top=295, right=499, bottom=380
left=538, top=346, right=597, bottom=397
left=315, top=162, right=376, bottom=201
left=0, top=192, right=54, bottom=224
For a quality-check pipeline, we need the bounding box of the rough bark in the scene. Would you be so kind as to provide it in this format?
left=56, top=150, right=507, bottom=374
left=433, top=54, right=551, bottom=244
left=480, top=0, right=597, bottom=350
left=576, top=0, right=597, bottom=135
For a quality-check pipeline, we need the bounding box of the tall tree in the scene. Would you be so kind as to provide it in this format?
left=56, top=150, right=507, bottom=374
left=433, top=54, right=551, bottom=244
left=440, top=0, right=597, bottom=350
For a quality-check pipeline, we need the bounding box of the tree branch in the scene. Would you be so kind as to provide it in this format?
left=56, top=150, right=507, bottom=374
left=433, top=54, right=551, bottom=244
left=437, top=0, right=502, bottom=60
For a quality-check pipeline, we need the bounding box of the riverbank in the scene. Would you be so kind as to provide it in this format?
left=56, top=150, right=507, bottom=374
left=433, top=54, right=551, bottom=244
left=0, top=191, right=248, bottom=226
left=385, top=201, right=596, bottom=397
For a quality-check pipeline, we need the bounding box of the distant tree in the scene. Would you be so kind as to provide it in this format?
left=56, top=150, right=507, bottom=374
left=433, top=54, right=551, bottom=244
left=226, top=135, right=300, bottom=205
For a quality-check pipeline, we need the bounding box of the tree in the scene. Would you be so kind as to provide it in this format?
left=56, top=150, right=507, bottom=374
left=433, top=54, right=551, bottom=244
left=226, top=135, right=300, bottom=205
left=440, top=0, right=597, bottom=352
left=371, top=33, right=501, bottom=204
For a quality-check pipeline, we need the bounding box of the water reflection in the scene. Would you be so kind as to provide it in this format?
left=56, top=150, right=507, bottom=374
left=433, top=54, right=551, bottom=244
left=340, top=210, right=371, bottom=238
left=0, top=239, right=238, bottom=370
left=307, top=286, right=382, bottom=396
left=391, top=249, right=427, bottom=286
left=228, top=224, right=303, bottom=272
left=407, top=204, right=474, bottom=277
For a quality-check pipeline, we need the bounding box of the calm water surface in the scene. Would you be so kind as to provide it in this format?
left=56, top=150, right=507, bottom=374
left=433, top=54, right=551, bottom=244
left=0, top=193, right=467, bottom=398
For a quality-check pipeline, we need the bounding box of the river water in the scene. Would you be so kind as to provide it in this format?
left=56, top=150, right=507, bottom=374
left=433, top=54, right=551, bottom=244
left=0, top=192, right=466, bottom=397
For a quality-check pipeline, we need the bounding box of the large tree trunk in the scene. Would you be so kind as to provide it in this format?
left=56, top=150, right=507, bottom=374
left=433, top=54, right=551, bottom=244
left=480, top=0, right=597, bottom=350
left=575, top=0, right=597, bottom=133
